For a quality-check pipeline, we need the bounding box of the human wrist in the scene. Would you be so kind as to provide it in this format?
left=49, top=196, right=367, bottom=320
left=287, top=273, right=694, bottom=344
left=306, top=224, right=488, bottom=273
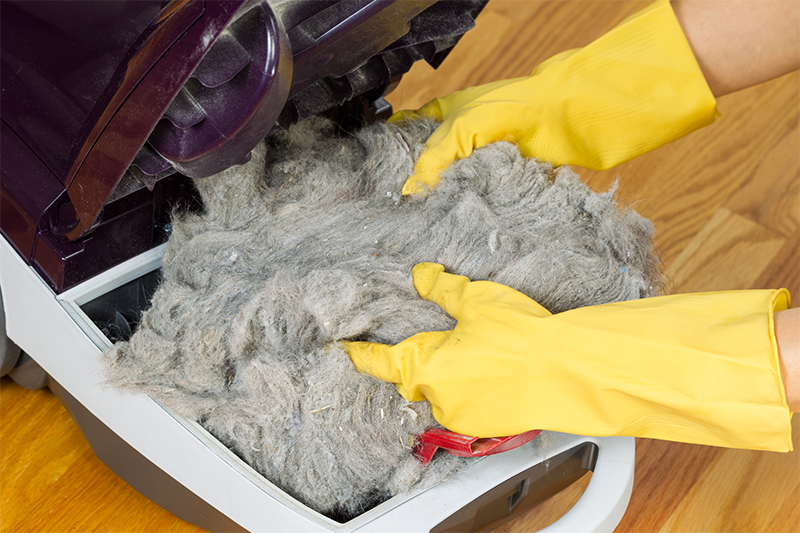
left=670, top=0, right=800, bottom=97
left=775, top=306, right=800, bottom=412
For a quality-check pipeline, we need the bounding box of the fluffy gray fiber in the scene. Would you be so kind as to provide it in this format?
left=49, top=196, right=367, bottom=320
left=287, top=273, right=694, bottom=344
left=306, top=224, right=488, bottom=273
left=104, top=117, right=665, bottom=520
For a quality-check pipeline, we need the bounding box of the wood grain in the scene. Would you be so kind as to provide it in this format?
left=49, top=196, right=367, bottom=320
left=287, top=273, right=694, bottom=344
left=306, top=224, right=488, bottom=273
left=2, top=1, right=798, bottom=532
left=667, top=207, right=785, bottom=292
left=0, top=378, right=206, bottom=533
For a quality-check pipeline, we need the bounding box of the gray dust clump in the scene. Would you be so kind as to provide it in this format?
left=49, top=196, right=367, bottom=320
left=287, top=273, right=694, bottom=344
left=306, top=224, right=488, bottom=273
left=103, top=118, right=665, bottom=520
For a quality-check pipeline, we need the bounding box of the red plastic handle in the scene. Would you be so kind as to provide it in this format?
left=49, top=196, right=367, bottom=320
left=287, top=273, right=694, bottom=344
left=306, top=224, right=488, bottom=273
left=414, top=428, right=542, bottom=465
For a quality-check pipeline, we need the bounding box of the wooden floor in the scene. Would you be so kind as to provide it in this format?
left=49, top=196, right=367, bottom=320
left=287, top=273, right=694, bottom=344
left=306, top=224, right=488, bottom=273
left=2, top=1, right=798, bottom=532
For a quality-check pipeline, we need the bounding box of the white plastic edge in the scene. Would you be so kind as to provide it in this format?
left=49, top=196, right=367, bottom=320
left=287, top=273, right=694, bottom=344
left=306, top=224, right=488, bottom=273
left=538, top=436, right=635, bottom=533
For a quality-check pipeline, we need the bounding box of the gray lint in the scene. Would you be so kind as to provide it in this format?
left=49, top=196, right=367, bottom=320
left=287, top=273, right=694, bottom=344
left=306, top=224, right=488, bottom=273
left=103, top=118, right=665, bottom=520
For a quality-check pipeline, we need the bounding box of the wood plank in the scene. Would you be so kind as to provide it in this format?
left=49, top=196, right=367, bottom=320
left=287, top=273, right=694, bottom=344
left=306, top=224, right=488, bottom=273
left=657, top=417, right=800, bottom=533
left=752, top=231, right=800, bottom=296
left=0, top=379, right=205, bottom=533
left=725, top=105, right=800, bottom=236
left=667, top=207, right=785, bottom=292
left=580, top=71, right=800, bottom=267
left=614, top=439, right=722, bottom=533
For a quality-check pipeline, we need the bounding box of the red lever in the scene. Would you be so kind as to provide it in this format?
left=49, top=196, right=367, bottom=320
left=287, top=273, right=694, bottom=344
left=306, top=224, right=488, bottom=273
left=414, top=428, right=542, bottom=465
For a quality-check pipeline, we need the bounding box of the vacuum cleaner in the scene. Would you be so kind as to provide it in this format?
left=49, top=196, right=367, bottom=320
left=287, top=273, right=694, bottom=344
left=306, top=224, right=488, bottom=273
left=0, top=1, right=635, bottom=530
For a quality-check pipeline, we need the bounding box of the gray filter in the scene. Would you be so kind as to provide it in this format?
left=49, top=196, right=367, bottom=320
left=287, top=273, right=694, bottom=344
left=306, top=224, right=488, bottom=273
left=103, top=118, right=665, bottom=520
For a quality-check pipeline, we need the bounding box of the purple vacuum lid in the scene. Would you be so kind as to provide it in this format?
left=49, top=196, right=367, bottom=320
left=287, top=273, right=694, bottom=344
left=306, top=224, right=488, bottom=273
left=1, top=0, right=487, bottom=291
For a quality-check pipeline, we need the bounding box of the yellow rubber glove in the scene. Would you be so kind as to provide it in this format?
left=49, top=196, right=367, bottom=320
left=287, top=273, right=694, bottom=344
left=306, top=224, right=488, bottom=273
left=398, top=0, right=719, bottom=195
left=344, top=263, right=794, bottom=452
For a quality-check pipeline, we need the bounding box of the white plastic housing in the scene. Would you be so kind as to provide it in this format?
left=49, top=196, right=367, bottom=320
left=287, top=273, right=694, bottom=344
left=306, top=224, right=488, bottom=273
left=0, top=237, right=634, bottom=532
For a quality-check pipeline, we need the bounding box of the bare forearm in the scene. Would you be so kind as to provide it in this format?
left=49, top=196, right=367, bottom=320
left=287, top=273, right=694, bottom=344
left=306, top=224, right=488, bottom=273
left=670, top=1, right=799, bottom=408
left=776, top=306, right=800, bottom=412
left=672, top=0, right=800, bottom=97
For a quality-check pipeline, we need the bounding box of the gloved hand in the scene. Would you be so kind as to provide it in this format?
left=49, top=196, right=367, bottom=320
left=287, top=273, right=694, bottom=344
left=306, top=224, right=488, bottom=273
left=343, top=263, right=793, bottom=452
left=398, top=0, right=719, bottom=195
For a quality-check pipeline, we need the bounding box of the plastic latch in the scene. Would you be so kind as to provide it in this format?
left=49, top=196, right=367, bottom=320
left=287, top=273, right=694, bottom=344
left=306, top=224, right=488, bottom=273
left=414, top=428, right=542, bottom=465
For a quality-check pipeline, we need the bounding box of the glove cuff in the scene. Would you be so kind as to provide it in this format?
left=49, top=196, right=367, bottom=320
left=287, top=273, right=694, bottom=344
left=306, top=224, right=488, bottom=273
left=523, top=0, right=720, bottom=169
left=554, top=289, right=794, bottom=452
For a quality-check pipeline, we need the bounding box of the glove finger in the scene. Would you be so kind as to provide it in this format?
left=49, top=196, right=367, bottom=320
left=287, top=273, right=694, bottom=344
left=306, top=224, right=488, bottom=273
left=411, top=263, right=472, bottom=320
left=342, top=331, right=450, bottom=402
left=400, top=112, right=477, bottom=196
left=412, top=262, right=553, bottom=319
left=387, top=101, right=446, bottom=125
left=388, top=94, right=451, bottom=125
left=414, top=98, right=446, bottom=121
left=387, top=109, right=422, bottom=124
left=342, top=330, right=450, bottom=376
left=529, top=47, right=581, bottom=76
left=396, top=383, right=426, bottom=403
left=401, top=148, right=452, bottom=195
left=342, top=340, right=405, bottom=383
left=420, top=78, right=527, bottom=116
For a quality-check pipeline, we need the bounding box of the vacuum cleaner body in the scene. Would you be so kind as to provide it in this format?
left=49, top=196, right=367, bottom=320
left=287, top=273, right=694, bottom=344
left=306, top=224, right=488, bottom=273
left=0, top=1, right=635, bottom=530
